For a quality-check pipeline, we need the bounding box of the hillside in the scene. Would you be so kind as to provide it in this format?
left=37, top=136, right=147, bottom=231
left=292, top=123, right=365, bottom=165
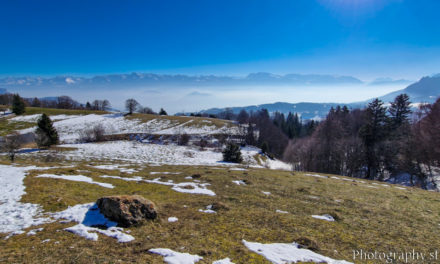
left=1, top=149, right=439, bottom=263
left=2, top=107, right=239, bottom=141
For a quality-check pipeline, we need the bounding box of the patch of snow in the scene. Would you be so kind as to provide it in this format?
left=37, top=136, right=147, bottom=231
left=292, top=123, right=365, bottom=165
left=27, top=227, right=44, bottom=236
left=41, top=239, right=51, bottom=243
left=305, top=174, right=328, bottom=179
left=311, top=214, right=335, bottom=222
left=262, top=191, right=271, bottom=196
left=146, top=178, right=216, bottom=196
left=100, top=175, right=143, bottom=182
left=229, top=168, right=247, bottom=171
left=276, top=210, right=288, bottom=214
left=148, top=248, right=203, bottom=264
left=90, top=164, right=137, bottom=174
left=213, top=258, right=235, bottom=264
left=52, top=203, right=133, bottom=243
left=150, top=172, right=181, bottom=175
left=243, top=240, right=352, bottom=264
left=0, top=165, right=51, bottom=236
left=36, top=174, right=114, bottom=189
left=199, top=205, right=216, bottom=214
left=168, top=217, right=178, bottom=223
left=232, top=180, right=246, bottom=185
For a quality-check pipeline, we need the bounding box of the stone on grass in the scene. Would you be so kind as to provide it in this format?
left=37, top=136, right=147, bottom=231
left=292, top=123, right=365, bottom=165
left=96, top=195, right=157, bottom=227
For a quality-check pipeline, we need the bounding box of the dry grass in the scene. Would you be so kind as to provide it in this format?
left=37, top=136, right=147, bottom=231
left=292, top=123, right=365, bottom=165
left=1, top=157, right=440, bottom=263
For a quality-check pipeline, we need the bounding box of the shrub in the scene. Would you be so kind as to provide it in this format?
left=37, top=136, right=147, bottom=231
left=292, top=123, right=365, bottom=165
left=222, top=142, right=243, bottom=163
left=177, top=133, right=190, bottom=146
left=78, top=124, right=106, bottom=143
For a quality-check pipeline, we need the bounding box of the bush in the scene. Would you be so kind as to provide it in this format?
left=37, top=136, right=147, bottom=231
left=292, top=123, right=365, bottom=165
left=177, top=133, right=190, bottom=146
left=35, top=114, right=59, bottom=148
left=78, top=124, right=106, bottom=143
left=222, top=142, right=243, bottom=163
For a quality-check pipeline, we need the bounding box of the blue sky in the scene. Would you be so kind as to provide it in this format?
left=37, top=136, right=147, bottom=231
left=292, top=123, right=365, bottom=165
left=1, top=0, right=440, bottom=80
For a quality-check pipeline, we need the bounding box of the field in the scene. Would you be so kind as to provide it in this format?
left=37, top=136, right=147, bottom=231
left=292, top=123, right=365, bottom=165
left=1, top=152, right=439, bottom=263
left=1, top=108, right=440, bottom=264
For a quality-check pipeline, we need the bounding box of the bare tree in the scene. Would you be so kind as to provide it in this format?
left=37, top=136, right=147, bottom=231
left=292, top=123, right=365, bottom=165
left=2, top=132, right=22, bottom=161
left=125, top=99, right=139, bottom=114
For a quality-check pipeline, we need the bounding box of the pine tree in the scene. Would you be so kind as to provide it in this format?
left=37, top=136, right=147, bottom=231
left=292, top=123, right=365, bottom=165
left=35, top=113, right=59, bottom=147
left=85, top=102, right=91, bottom=109
left=222, top=142, right=243, bottom=163
left=12, top=94, right=25, bottom=115
left=359, top=99, right=389, bottom=179
left=389, top=93, right=412, bottom=128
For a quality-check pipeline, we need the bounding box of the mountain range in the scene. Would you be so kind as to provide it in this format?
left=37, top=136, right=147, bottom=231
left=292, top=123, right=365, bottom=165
left=0, top=72, right=385, bottom=89
left=200, top=75, right=440, bottom=120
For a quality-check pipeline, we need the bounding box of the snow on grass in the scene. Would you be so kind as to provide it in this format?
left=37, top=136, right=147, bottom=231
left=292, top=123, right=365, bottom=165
left=213, top=258, right=235, bottom=264
left=145, top=178, right=216, bottom=196
left=90, top=164, right=138, bottom=174
left=229, top=168, right=247, bottom=171
left=148, top=248, right=203, bottom=264
left=168, top=217, right=178, bottom=223
left=305, top=174, right=328, bottom=179
left=232, top=180, right=246, bottom=185
left=243, top=240, right=353, bottom=264
left=150, top=172, right=181, bottom=175
left=58, top=141, right=291, bottom=172
left=276, top=210, right=289, bottom=214
left=262, top=191, right=271, bottom=196
left=27, top=227, right=44, bottom=236
left=52, top=203, right=134, bottom=243
left=100, top=175, right=144, bottom=182
left=17, top=113, right=240, bottom=143
left=311, top=214, right=335, bottom=222
left=0, top=165, right=51, bottom=236
left=36, top=174, right=114, bottom=189
left=199, top=205, right=216, bottom=214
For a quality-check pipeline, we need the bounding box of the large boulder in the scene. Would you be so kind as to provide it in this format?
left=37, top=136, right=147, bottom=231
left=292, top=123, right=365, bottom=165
left=96, top=195, right=157, bottom=227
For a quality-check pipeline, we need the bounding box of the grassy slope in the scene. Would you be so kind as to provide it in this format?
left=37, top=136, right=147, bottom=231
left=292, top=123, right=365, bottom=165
left=1, top=156, right=440, bottom=263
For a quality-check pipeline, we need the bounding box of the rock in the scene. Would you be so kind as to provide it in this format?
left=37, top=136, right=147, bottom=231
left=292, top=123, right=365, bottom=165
left=211, top=202, right=229, bottom=211
left=96, top=195, right=157, bottom=227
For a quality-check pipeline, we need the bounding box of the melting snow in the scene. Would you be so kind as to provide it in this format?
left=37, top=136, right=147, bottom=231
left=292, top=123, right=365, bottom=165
left=243, top=240, right=353, bottom=264
left=168, top=217, right=178, bottom=223
left=27, top=227, right=44, bottom=236
left=36, top=174, right=114, bottom=188
left=232, top=180, right=246, bottom=185
left=276, top=210, right=289, bottom=214
left=262, top=191, right=271, bottom=195
left=52, top=203, right=134, bottom=243
left=149, top=248, right=203, bottom=264
left=305, top=174, right=328, bottom=179
left=311, top=214, right=335, bottom=222
left=145, top=178, right=216, bottom=196
left=0, top=165, right=51, bottom=236
left=213, top=258, right=235, bottom=264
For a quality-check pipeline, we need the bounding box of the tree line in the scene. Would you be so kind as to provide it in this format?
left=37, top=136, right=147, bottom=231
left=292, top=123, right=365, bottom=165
left=284, top=94, right=440, bottom=188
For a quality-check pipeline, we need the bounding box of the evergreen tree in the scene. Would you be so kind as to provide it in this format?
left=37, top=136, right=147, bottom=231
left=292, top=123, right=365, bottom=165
left=85, top=102, right=91, bottom=109
left=159, top=108, right=168, bottom=115
left=31, top=97, right=41, bottom=107
left=359, top=99, right=389, bottom=179
left=35, top=113, right=59, bottom=147
left=222, top=142, right=243, bottom=163
left=12, top=94, right=25, bottom=115
left=388, top=93, right=412, bottom=129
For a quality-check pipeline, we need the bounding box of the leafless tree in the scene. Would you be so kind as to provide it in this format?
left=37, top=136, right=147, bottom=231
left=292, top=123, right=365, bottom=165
left=2, top=132, right=22, bottom=161
left=125, top=99, right=139, bottom=114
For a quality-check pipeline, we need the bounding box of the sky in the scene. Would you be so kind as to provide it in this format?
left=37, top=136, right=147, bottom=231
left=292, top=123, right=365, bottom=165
left=1, top=0, right=440, bottom=80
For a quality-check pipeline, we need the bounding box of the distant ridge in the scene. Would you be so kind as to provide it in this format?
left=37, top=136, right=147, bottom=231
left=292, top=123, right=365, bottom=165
left=199, top=75, right=440, bottom=120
